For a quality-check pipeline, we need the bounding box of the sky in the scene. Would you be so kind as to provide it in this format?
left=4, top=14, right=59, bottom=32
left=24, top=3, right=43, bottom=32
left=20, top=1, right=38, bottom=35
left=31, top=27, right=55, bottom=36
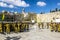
left=0, top=0, right=60, bottom=14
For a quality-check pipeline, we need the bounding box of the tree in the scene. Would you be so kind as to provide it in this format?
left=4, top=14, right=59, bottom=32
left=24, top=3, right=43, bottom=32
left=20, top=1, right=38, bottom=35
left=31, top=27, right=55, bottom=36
left=59, top=9, right=60, bottom=11
left=55, top=8, right=58, bottom=12
left=50, top=9, right=52, bottom=12
left=40, top=12, right=44, bottom=14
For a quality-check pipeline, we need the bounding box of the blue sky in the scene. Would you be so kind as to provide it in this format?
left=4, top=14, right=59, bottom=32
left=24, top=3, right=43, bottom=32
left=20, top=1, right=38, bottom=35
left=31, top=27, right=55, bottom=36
left=0, top=0, right=60, bottom=13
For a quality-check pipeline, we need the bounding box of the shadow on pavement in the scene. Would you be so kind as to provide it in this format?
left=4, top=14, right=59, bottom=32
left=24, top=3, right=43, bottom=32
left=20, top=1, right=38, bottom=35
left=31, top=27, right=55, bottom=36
left=5, top=36, right=21, bottom=40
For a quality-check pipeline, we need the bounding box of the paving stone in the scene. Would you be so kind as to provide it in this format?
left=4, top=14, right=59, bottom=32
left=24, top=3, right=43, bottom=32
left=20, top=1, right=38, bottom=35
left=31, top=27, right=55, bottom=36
left=0, top=29, right=60, bottom=40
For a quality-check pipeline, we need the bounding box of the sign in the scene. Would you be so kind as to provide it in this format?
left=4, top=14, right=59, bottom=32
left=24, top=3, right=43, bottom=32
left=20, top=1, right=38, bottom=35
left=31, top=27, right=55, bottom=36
left=32, top=20, right=35, bottom=23
left=55, top=19, right=60, bottom=22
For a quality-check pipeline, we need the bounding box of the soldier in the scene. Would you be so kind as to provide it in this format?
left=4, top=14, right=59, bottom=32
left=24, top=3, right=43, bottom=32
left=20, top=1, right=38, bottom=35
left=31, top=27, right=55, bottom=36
left=17, top=23, right=21, bottom=32
left=4, top=23, right=10, bottom=33
left=42, top=23, right=44, bottom=29
left=47, top=23, right=49, bottom=29
left=57, top=23, right=60, bottom=32
left=49, top=22, right=54, bottom=32
left=12, top=23, right=18, bottom=33
left=20, top=23, right=25, bottom=32
left=25, top=24, right=29, bottom=31
left=0, top=23, right=2, bottom=33
left=38, top=23, right=41, bottom=29
left=53, top=22, right=57, bottom=32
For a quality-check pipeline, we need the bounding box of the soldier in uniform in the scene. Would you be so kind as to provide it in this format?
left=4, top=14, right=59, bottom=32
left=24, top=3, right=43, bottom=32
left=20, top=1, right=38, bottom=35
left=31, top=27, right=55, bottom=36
left=53, top=22, right=57, bottom=32
left=0, top=23, right=2, bottom=33
left=41, top=23, right=44, bottom=29
left=4, top=23, right=10, bottom=33
left=12, top=23, right=18, bottom=33
left=57, top=23, right=60, bottom=32
left=49, top=20, right=54, bottom=32
left=38, top=23, right=41, bottom=29
left=47, top=23, right=49, bottom=29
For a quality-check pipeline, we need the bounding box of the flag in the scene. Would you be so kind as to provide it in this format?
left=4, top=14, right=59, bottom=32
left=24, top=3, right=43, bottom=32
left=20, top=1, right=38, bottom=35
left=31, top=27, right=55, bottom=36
left=2, top=14, right=5, bottom=20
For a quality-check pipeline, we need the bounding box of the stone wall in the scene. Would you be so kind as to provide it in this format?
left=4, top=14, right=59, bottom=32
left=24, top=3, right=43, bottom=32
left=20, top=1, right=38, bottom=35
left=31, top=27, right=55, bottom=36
left=37, top=11, right=60, bottom=23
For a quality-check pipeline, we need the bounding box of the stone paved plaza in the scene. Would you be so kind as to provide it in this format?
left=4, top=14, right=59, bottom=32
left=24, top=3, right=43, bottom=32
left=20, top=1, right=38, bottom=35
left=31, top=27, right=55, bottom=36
left=0, top=29, right=60, bottom=40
